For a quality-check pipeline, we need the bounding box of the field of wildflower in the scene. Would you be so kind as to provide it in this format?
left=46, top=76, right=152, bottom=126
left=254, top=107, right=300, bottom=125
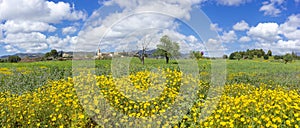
left=0, top=58, right=300, bottom=127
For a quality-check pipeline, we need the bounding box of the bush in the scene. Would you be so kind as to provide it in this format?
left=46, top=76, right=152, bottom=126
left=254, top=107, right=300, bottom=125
left=274, top=55, right=283, bottom=60
left=263, top=55, right=269, bottom=60
left=283, top=53, right=293, bottom=64
left=8, top=56, right=21, bottom=63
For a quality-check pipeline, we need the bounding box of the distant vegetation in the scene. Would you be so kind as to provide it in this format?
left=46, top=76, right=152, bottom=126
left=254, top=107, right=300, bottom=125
left=228, top=49, right=299, bottom=64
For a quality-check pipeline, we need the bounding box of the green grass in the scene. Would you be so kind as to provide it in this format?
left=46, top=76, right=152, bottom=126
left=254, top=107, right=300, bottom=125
left=1, top=58, right=299, bottom=94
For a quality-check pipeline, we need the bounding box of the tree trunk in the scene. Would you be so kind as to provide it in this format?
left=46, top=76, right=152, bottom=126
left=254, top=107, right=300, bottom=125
left=165, top=52, right=169, bottom=64
left=141, top=56, right=145, bottom=65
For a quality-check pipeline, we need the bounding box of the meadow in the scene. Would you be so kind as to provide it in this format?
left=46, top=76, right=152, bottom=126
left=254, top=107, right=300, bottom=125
left=0, top=58, right=299, bottom=127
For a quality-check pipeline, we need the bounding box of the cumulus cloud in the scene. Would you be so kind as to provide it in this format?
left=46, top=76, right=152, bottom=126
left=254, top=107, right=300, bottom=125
left=244, top=14, right=300, bottom=55
left=0, top=0, right=87, bottom=53
left=0, top=27, right=3, bottom=40
left=103, top=0, right=206, bottom=20
left=216, top=0, right=251, bottom=6
left=210, top=23, right=223, bottom=32
left=4, top=45, right=20, bottom=53
left=259, top=0, right=285, bottom=17
left=239, top=36, right=251, bottom=42
left=76, top=0, right=207, bottom=53
left=279, top=14, right=300, bottom=40
left=247, top=22, right=281, bottom=42
left=221, top=30, right=237, bottom=43
left=255, top=39, right=300, bottom=55
left=233, top=20, right=249, bottom=31
left=62, top=26, right=77, bottom=35
left=0, top=0, right=87, bottom=23
left=2, top=32, right=49, bottom=52
left=47, top=36, right=77, bottom=50
left=1, top=20, right=56, bottom=33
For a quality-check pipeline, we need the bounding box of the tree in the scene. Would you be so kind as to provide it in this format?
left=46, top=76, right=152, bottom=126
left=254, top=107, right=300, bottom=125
left=50, top=49, right=58, bottom=59
left=135, top=35, right=152, bottom=65
left=44, top=52, right=51, bottom=58
left=274, top=55, right=283, bottom=60
left=257, top=53, right=262, bottom=58
left=234, top=53, right=242, bottom=61
left=267, top=50, right=272, bottom=56
left=263, top=55, right=269, bottom=60
left=190, top=51, right=203, bottom=60
left=248, top=53, right=254, bottom=60
left=222, top=54, right=228, bottom=59
left=154, top=35, right=180, bottom=64
left=283, top=53, right=293, bottom=64
left=229, top=53, right=235, bottom=60
left=8, top=55, right=21, bottom=63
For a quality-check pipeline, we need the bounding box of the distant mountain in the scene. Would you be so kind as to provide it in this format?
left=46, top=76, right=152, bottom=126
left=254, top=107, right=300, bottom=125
left=136, top=49, right=157, bottom=58
left=0, top=53, right=44, bottom=59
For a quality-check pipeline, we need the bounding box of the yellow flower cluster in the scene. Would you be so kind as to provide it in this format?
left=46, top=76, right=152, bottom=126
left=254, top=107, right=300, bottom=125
left=0, top=78, right=90, bottom=127
left=192, top=84, right=300, bottom=127
left=0, top=68, right=299, bottom=127
left=0, top=68, right=12, bottom=75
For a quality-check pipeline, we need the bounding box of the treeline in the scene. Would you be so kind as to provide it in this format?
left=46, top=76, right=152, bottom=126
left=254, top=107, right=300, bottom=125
left=229, top=49, right=299, bottom=64
left=229, top=49, right=272, bottom=60
left=0, top=56, right=21, bottom=63
left=0, top=49, right=71, bottom=63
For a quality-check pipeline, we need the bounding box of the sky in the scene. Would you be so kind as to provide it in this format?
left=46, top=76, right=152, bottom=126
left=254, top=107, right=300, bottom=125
left=0, top=0, right=299, bottom=56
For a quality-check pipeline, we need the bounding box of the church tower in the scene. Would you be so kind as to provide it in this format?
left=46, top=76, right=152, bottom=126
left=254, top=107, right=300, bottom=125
left=97, top=48, right=102, bottom=59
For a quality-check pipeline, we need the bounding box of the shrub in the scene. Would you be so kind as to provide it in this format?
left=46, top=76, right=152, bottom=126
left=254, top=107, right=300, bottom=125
left=8, top=56, right=21, bottom=63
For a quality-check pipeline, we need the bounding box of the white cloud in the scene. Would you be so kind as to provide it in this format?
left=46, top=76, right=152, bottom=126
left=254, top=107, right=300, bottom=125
left=210, top=23, right=223, bottom=32
left=233, top=20, right=249, bottom=31
left=0, top=27, right=3, bottom=40
left=216, top=0, right=251, bottom=6
left=0, top=0, right=87, bottom=23
left=279, top=14, right=300, bottom=40
left=259, top=0, right=285, bottom=17
left=245, top=14, right=300, bottom=55
left=239, top=36, right=251, bottom=42
left=255, top=39, right=300, bottom=55
left=1, top=20, right=56, bottom=33
left=4, top=45, right=20, bottom=53
left=247, top=22, right=280, bottom=42
left=205, top=38, right=226, bottom=57
left=47, top=36, right=77, bottom=50
left=221, top=30, right=237, bottom=43
left=0, top=0, right=87, bottom=53
left=3, top=32, right=48, bottom=52
left=103, top=0, right=206, bottom=20
left=76, top=0, right=206, bottom=52
left=62, top=26, right=77, bottom=35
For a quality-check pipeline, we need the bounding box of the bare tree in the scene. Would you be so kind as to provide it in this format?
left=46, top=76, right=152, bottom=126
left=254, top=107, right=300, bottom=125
left=135, top=35, right=152, bottom=65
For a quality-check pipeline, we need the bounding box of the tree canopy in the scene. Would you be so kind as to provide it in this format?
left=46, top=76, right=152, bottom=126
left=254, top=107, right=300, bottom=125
left=154, top=35, right=180, bottom=64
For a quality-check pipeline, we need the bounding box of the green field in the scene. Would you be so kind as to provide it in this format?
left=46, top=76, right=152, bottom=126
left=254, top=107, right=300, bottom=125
left=0, top=58, right=300, bottom=127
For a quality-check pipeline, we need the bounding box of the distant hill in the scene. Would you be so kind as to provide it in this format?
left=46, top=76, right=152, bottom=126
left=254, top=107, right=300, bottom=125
left=0, top=53, right=44, bottom=59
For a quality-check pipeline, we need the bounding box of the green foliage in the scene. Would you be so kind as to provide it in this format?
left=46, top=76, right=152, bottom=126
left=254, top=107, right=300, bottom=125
left=230, top=49, right=267, bottom=60
left=44, top=49, right=58, bottom=59
left=190, top=51, right=203, bottom=60
left=234, top=53, right=242, bottom=60
left=229, top=53, right=235, bottom=60
left=263, top=55, right=269, bottom=60
left=222, top=55, right=228, bottom=59
left=248, top=54, right=254, bottom=60
left=274, top=55, right=283, bottom=60
left=267, top=50, right=272, bottom=56
left=154, top=35, right=180, bottom=64
left=8, top=55, right=21, bottom=63
left=283, top=53, right=293, bottom=64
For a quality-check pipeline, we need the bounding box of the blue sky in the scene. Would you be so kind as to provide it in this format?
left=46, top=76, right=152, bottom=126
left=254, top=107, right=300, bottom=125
left=0, top=0, right=299, bottom=56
